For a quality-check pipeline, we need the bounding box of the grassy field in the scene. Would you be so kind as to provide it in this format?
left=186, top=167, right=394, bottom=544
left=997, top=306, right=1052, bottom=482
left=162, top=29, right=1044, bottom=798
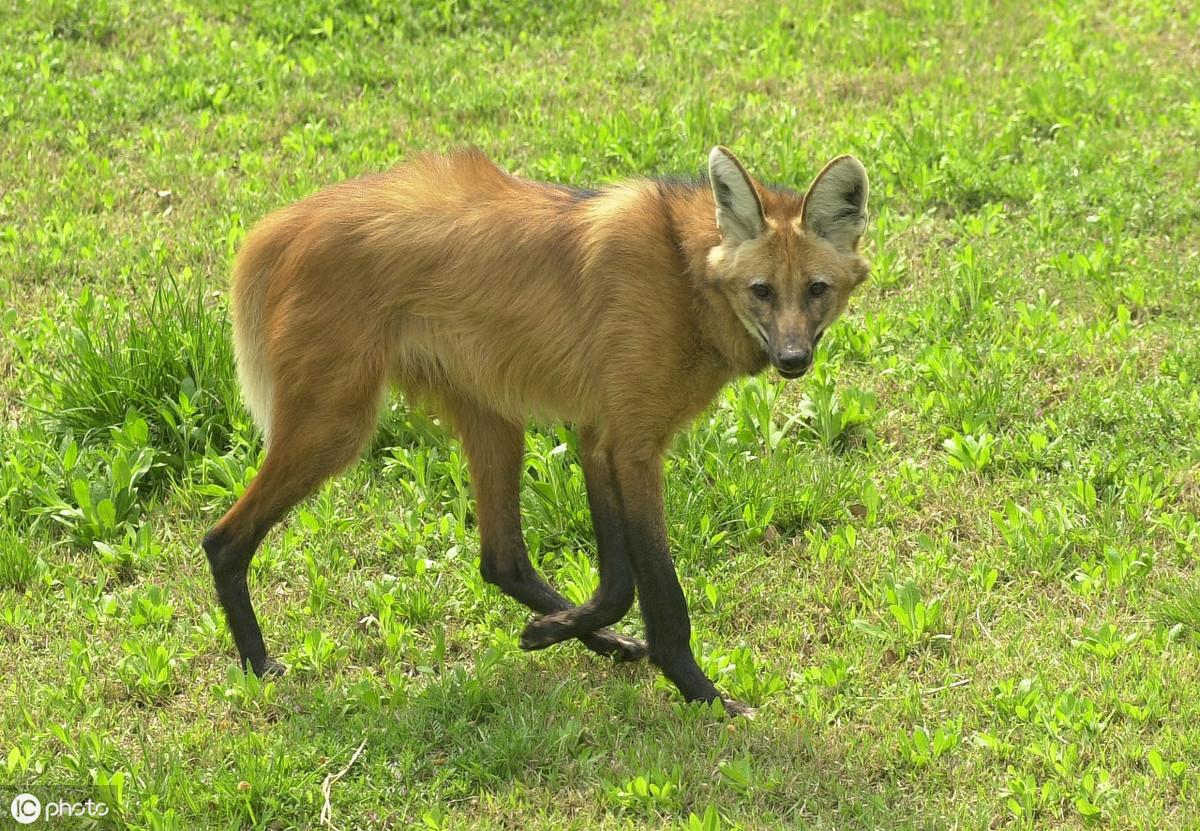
left=2, top=0, right=1199, bottom=828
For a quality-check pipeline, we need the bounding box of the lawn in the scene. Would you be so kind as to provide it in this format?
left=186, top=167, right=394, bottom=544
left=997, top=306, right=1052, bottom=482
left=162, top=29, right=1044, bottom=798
left=2, top=0, right=1199, bottom=828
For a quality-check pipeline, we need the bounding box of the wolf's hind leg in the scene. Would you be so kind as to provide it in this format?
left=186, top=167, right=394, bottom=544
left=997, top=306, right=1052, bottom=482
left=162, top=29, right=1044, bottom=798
left=204, top=344, right=386, bottom=675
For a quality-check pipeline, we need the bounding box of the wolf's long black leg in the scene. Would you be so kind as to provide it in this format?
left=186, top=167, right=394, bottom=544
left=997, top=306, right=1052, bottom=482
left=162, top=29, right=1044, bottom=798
left=520, top=428, right=638, bottom=651
left=447, top=399, right=645, bottom=660
left=607, top=445, right=751, bottom=715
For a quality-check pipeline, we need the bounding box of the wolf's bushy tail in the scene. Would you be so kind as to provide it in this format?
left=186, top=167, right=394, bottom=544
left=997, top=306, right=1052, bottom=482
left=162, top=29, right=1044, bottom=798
left=230, top=215, right=293, bottom=447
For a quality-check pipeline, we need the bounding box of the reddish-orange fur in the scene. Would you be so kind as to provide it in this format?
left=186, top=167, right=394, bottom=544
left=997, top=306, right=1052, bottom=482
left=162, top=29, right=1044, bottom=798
left=204, top=147, right=870, bottom=712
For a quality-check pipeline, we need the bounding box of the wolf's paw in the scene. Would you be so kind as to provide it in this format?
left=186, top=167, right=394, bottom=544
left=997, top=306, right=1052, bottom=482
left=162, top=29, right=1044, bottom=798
left=520, top=614, right=647, bottom=662
left=251, top=657, right=286, bottom=678
left=520, top=613, right=575, bottom=651
left=581, top=629, right=648, bottom=662
left=719, top=698, right=757, bottom=719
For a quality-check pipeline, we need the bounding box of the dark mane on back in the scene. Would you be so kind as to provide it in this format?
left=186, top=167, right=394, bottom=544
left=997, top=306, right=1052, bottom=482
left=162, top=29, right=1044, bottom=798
left=540, top=182, right=602, bottom=202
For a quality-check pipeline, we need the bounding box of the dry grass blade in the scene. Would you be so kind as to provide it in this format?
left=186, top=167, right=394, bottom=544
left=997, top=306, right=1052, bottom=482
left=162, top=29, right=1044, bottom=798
left=319, top=739, right=368, bottom=831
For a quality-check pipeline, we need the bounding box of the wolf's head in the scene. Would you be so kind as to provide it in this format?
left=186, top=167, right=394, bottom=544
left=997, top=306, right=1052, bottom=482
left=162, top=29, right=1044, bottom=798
left=705, top=146, right=870, bottom=378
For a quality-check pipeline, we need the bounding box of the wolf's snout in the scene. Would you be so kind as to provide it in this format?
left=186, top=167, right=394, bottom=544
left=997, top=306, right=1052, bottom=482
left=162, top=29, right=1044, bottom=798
left=775, top=347, right=811, bottom=378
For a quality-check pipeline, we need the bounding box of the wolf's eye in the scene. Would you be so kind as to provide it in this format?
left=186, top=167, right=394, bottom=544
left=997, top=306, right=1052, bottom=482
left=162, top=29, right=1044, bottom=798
left=751, top=282, right=773, bottom=301
left=808, top=281, right=829, bottom=298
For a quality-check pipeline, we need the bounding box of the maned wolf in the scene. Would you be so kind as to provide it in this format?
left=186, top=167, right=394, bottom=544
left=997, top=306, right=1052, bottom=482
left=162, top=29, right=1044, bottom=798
left=203, top=146, right=870, bottom=715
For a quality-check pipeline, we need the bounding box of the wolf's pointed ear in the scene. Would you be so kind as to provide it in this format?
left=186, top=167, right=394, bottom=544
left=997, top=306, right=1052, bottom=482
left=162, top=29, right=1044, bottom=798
left=708, top=146, right=766, bottom=243
left=802, top=155, right=869, bottom=253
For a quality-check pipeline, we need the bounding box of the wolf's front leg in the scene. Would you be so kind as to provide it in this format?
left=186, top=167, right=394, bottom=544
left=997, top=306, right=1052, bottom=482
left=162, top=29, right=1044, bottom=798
left=520, top=427, right=642, bottom=653
left=448, top=397, right=645, bottom=660
left=609, top=447, right=752, bottom=716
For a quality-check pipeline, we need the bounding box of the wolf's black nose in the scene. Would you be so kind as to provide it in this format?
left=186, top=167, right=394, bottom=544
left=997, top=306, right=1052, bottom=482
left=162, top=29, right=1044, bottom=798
left=776, top=349, right=812, bottom=375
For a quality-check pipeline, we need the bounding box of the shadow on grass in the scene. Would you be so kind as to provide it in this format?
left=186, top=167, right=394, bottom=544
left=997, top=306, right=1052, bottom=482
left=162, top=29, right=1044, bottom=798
left=232, top=653, right=907, bottom=829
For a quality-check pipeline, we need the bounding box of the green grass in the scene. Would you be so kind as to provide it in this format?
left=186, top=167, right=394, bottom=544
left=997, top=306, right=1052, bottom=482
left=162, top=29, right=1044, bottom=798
left=2, top=0, right=1199, bottom=828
